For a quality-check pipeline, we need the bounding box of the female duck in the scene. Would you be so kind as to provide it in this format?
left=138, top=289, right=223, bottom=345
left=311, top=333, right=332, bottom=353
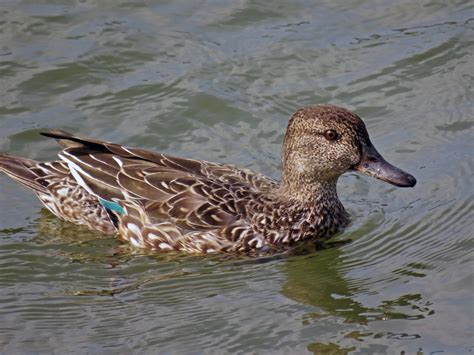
left=0, top=104, right=416, bottom=254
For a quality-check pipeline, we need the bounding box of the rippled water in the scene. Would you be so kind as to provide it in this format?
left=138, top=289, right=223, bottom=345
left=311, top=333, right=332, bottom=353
left=0, top=1, right=473, bottom=353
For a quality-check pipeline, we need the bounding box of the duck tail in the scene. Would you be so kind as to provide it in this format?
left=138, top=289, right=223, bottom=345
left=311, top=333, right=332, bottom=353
left=0, top=154, right=49, bottom=194
left=40, top=129, right=107, bottom=150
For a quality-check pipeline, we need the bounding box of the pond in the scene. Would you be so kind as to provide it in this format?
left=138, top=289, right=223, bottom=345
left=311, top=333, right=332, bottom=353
left=0, top=1, right=472, bottom=353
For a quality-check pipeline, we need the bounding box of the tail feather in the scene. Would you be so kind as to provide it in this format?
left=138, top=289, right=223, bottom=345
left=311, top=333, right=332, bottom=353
left=40, top=129, right=108, bottom=150
left=0, top=154, right=49, bottom=193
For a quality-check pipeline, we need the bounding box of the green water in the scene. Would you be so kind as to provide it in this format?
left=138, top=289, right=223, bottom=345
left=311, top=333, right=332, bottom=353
left=0, top=1, right=473, bottom=353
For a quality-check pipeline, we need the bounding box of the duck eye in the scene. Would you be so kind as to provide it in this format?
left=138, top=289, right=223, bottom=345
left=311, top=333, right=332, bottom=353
left=324, top=129, right=339, bottom=141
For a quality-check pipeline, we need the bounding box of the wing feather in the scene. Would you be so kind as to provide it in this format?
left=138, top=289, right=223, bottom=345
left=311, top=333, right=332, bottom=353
left=41, top=129, right=276, bottom=233
left=116, top=171, right=168, bottom=201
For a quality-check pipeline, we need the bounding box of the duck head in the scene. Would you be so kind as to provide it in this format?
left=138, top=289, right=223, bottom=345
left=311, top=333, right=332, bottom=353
left=282, top=104, right=416, bottom=199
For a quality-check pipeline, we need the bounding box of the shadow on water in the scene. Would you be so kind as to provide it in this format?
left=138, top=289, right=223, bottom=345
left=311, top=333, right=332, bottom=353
left=281, top=250, right=434, bottom=353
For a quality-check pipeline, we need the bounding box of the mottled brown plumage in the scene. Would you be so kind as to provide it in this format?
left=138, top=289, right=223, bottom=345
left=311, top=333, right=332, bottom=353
left=0, top=104, right=416, bottom=254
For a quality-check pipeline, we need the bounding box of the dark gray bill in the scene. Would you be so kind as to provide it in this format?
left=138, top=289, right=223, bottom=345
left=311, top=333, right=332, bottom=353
left=354, top=144, right=417, bottom=188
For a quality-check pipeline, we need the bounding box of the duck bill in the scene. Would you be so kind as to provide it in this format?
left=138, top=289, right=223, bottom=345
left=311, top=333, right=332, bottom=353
left=354, top=145, right=416, bottom=187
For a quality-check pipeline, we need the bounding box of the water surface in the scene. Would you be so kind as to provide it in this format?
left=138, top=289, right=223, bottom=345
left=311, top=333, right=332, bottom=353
left=0, top=1, right=473, bottom=353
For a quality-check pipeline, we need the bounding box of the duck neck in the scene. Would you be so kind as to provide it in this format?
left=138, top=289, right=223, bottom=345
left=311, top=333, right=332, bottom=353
left=281, top=177, right=339, bottom=205
left=279, top=177, right=349, bottom=230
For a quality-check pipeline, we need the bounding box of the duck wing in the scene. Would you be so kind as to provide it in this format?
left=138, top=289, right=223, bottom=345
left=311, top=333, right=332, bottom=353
left=41, top=129, right=277, bottom=231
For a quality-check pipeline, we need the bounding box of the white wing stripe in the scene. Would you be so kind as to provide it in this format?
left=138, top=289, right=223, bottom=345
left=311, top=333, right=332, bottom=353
left=66, top=160, right=96, bottom=196
left=112, top=156, right=123, bottom=168
left=60, top=151, right=120, bottom=191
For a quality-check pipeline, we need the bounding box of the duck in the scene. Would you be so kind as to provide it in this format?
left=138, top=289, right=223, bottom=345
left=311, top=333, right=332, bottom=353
left=0, top=104, right=416, bottom=254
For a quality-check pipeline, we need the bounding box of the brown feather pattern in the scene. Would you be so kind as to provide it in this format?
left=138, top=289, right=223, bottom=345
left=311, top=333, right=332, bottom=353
left=0, top=105, right=415, bottom=254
